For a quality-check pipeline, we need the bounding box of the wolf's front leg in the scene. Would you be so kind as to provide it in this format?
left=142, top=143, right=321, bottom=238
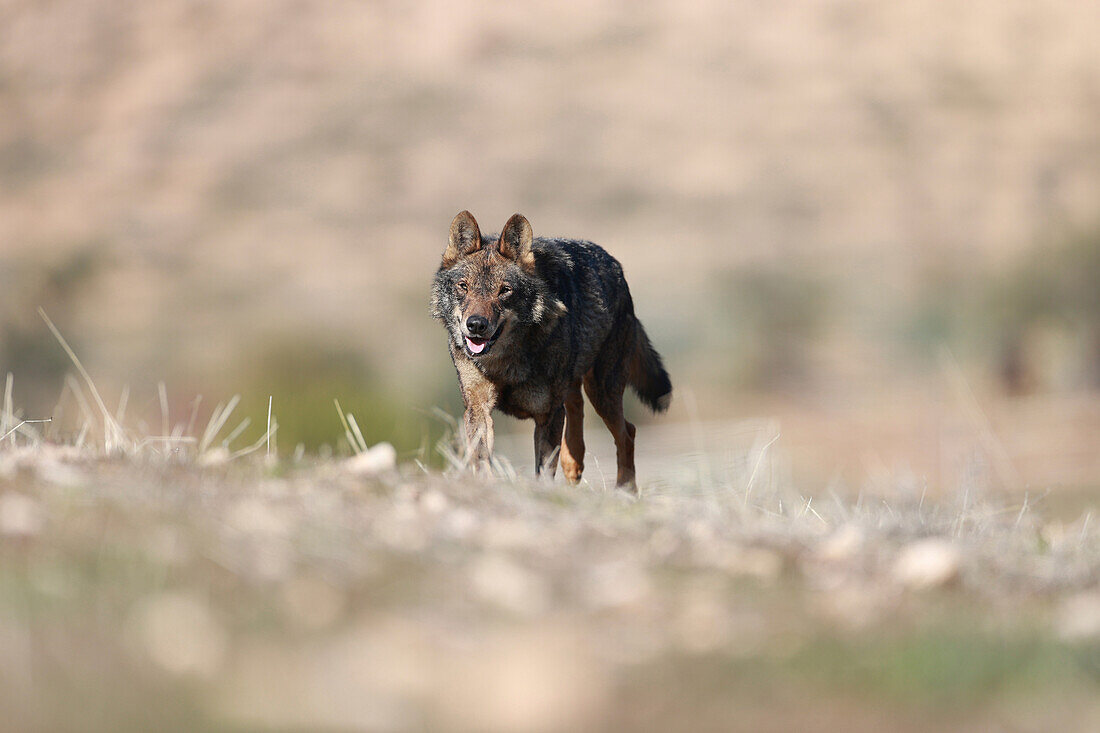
left=455, top=360, right=497, bottom=473
left=463, top=407, right=494, bottom=473
left=532, top=406, right=565, bottom=479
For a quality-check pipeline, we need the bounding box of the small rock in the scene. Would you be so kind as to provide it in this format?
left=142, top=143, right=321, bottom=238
left=0, top=493, right=43, bottom=537
left=686, top=520, right=715, bottom=543
left=727, top=546, right=784, bottom=580
left=892, top=538, right=960, bottom=590
left=1055, top=592, right=1100, bottom=641
left=698, top=542, right=783, bottom=581
left=816, top=524, right=865, bottom=563
left=419, top=489, right=448, bottom=514
left=443, top=507, right=479, bottom=539
left=1041, top=522, right=1071, bottom=552
left=198, top=447, right=231, bottom=467
left=342, top=443, right=397, bottom=477
left=393, top=483, right=418, bottom=504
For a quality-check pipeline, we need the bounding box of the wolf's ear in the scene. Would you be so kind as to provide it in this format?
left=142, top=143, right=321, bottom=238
left=498, top=213, right=535, bottom=269
left=443, top=211, right=482, bottom=268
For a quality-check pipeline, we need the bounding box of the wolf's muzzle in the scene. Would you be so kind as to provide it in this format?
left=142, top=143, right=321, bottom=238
left=465, top=315, right=490, bottom=336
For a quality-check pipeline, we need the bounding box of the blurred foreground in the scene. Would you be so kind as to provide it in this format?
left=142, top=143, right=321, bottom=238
left=1, top=427, right=1099, bottom=732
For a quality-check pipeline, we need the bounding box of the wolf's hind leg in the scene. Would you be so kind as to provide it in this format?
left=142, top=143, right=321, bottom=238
left=583, top=376, right=636, bottom=492
left=560, top=381, right=585, bottom=483
left=533, top=406, right=565, bottom=479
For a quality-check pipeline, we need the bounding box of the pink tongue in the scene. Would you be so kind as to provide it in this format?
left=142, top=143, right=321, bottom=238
left=465, top=336, right=487, bottom=354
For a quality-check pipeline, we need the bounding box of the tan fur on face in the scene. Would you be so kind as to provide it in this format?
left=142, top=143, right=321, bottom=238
left=530, top=294, right=568, bottom=325
left=451, top=305, right=464, bottom=342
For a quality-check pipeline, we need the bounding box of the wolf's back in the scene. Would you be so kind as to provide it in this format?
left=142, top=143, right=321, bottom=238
left=530, top=236, right=672, bottom=412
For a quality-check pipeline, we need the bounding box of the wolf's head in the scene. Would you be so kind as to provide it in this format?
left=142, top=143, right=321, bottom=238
left=430, top=211, right=566, bottom=360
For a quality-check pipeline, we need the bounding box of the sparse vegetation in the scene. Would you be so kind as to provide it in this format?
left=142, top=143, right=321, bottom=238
left=2, top=336, right=1099, bottom=731
left=4, top=2, right=1100, bottom=729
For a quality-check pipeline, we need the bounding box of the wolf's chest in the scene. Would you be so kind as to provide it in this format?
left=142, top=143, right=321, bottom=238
left=496, top=381, right=556, bottom=420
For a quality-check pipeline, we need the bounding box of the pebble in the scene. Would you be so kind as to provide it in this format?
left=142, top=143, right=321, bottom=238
left=342, top=443, right=397, bottom=477
left=1055, top=592, right=1100, bottom=641
left=0, top=493, right=43, bottom=537
left=892, top=538, right=961, bottom=589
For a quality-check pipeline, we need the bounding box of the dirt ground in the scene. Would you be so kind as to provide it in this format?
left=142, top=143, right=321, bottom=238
left=1, top=428, right=1098, bottom=732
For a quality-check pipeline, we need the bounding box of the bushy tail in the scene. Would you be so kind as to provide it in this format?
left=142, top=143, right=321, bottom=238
left=629, top=320, right=672, bottom=412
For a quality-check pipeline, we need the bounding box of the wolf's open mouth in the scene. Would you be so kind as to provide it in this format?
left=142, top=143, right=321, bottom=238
left=463, top=323, right=503, bottom=357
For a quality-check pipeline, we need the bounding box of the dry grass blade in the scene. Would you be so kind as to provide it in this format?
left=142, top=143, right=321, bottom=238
left=222, top=417, right=251, bottom=448
left=40, top=308, right=126, bottom=453
left=186, top=395, right=203, bottom=439
left=2, top=372, right=12, bottom=443
left=159, top=381, right=170, bottom=451
left=334, top=399, right=361, bottom=454
left=200, top=401, right=225, bottom=451
left=429, top=406, right=458, bottom=430
left=266, top=396, right=273, bottom=459
left=0, top=418, right=53, bottom=443
left=133, top=436, right=198, bottom=451
left=115, top=385, right=130, bottom=425
left=64, top=374, right=97, bottom=443
left=744, top=430, right=781, bottom=507
left=230, top=421, right=278, bottom=460
left=75, top=421, right=90, bottom=450
left=200, top=395, right=240, bottom=454
left=347, top=413, right=368, bottom=453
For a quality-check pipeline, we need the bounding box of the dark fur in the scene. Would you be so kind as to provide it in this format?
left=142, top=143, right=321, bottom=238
left=430, top=211, right=672, bottom=491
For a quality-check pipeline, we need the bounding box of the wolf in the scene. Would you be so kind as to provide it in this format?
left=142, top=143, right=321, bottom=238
left=430, top=211, right=672, bottom=491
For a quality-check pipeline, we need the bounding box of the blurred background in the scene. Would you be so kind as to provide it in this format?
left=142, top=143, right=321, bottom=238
left=2, top=0, right=1100, bottom=495
left=5, top=4, right=1100, bottom=732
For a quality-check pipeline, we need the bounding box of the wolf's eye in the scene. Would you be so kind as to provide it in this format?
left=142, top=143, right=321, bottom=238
left=499, top=284, right=512, bottom=297
left=456, top=281, right=468, bottom=294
